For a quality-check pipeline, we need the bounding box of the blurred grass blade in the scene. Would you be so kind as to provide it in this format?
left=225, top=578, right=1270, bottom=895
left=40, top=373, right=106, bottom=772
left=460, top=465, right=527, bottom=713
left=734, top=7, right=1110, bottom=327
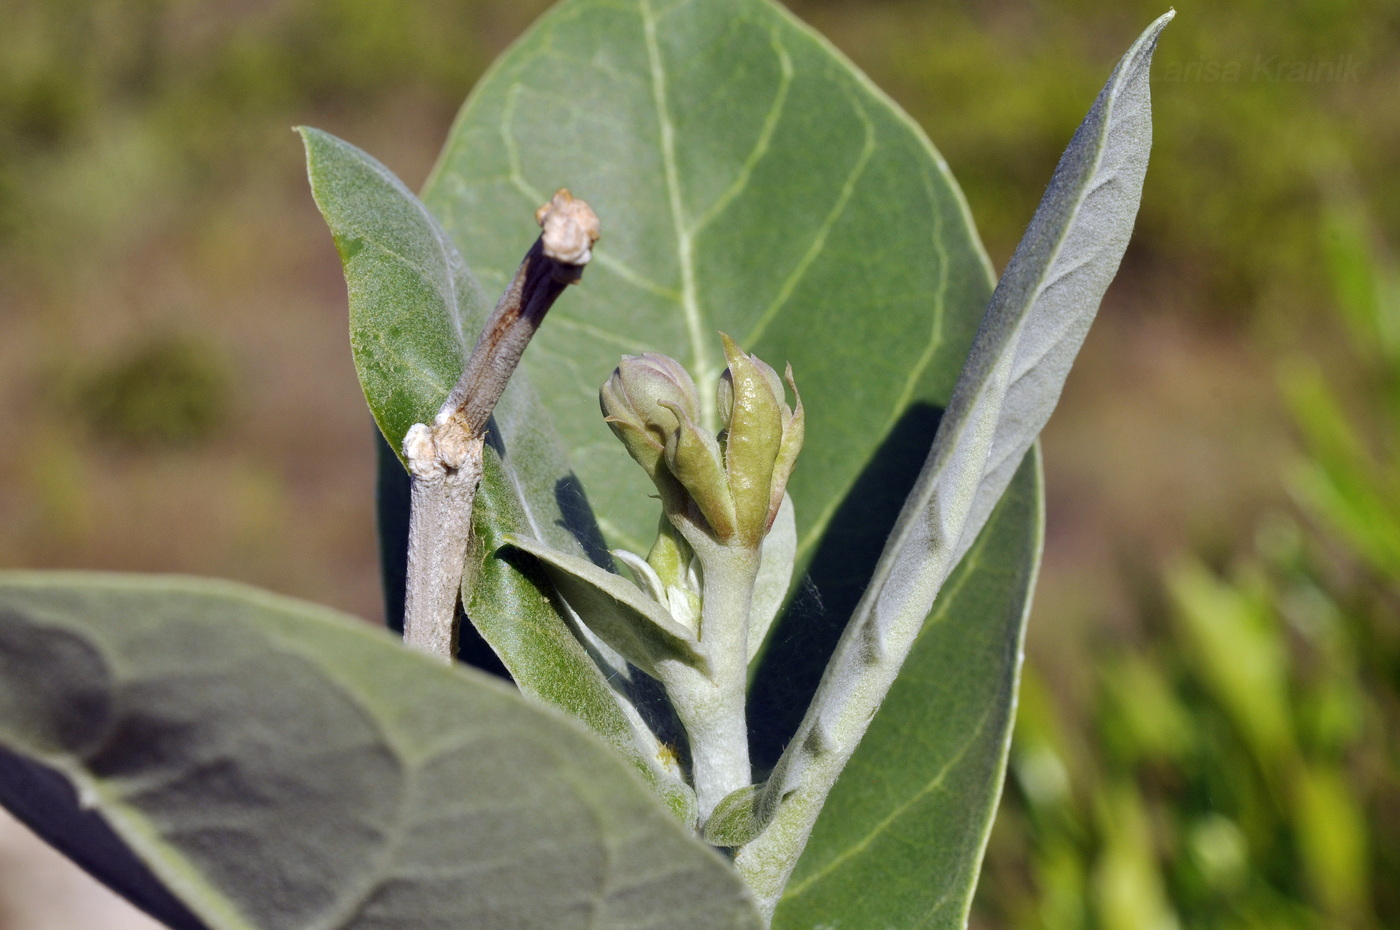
left=1281, top=359, right=1400, bottom=579
left=0, top=573, right=761, bottom=929
left=1168, top=560, right=1295, bottom=771
left=1293, top=762, right=1371, bottom=918
left=742, top=12, right=1173, bottom=922
left=1092, top=783, right=1178, bottom=930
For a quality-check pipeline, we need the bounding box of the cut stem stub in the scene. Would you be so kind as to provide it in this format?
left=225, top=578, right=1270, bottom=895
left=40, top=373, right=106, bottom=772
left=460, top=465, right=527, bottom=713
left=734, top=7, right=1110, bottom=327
left=401, top=190, right=600, bottom=662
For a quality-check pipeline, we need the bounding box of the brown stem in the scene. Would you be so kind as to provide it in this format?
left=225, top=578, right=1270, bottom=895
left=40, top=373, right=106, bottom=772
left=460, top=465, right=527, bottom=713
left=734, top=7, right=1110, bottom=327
left=401, top=190, right=599, bottom=662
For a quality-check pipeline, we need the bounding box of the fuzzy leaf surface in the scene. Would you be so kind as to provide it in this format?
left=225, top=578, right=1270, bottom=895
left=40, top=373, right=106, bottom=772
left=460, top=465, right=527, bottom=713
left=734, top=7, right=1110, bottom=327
left=0, top=573, right=761, bottom=930
left=772, top=455, right=1041, bottom=928
left=502, top=532, right=703, bottom=676
left=937, top=10, right=1174, bottom=568
left=748, top=494, right=795, bottom=664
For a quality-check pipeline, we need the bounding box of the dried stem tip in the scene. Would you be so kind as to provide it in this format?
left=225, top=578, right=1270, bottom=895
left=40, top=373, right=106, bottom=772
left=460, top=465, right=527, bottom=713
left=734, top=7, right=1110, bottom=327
left=432, top=189, right=600, bottom=438
left=537, top=189, right=600, bottom=269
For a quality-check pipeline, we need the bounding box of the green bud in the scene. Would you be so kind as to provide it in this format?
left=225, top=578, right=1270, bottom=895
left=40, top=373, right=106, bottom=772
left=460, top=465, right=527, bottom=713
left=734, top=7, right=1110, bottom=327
left=768, top=363, right=804, bottom=530
left=645, top=513, right=693, bottom=588
left=717, top=334, right=784, bottom=545
left=717, top=350, right=785, bottom=430
left=644, top=518, right=702, bottom=632
left=600, top=337, right=804, bottom=550
left=600, top=353, right=702, bottom=481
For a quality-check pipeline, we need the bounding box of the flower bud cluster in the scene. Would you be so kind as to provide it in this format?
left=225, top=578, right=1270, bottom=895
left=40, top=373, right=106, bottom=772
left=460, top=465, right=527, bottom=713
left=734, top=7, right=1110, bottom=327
left=601, top=335, right=803, bottom=549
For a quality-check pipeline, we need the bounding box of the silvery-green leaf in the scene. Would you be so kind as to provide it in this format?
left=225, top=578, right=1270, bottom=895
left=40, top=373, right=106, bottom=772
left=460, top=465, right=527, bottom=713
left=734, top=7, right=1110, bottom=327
left=740, top=13, right=1173, bottom=922
left=941, top=10, right=1174, bottom=566
left=502, top=533, right=705, bottom=678
left=773, top=455, right=1042, bottom=928
left=611, top=548, right=671, bottom=605
left=834, top=6, right=1172, bottom=682
left=0, top=572, right=762, bottom=930
left=463, top=445, right=695, bottom=821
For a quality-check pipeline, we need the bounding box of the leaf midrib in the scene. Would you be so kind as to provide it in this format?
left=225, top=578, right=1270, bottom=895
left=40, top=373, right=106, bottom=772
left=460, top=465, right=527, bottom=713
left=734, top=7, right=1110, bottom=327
left=641, top=0, right=718, bottom=427
left=775, top=529, right=995, bottom=905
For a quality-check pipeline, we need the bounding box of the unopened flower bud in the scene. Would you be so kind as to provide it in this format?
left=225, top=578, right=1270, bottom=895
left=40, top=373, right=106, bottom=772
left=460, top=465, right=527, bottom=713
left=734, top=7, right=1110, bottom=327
left=600, top=353, right=702, bottom=481
left=716, top=334, right=805, bottom=545
left=716, top=335, right=783, bottom=545
left=601, top=336, right=804, bottom=550
left=717, top=353, right=785, bottom=430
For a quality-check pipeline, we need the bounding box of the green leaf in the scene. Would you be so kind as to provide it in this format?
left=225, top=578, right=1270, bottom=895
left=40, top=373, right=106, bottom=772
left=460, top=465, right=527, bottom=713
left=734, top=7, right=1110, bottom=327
left=927, top=10, right=1174, bottom=568
left=771, top=454, right=1041, bottom=928
left=299, top=125, right=485, bottom=455
left=0, top=749, right=210, bottom=930
left=0, top=572, right=762, bottom=930
left=300, top=127, right=690, bottom=815
left=420, top=0, right=999, bottom=563
left=465, top=444, right=696, bottom=820
left=501, top=532, right=704, bottom=676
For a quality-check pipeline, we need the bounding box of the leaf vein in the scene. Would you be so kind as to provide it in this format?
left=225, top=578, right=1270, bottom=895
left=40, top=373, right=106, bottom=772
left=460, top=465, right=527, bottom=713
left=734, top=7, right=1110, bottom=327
left=779, top=707, right=992, bottom=902
left=641, top=0, right=717, bottom=423
left=690, top=25, right=794, bottom=236
left=744, top=85, right=876, bottom=347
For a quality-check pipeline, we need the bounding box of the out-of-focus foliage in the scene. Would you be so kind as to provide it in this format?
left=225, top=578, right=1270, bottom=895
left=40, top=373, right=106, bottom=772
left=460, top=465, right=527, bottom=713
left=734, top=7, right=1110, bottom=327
left=4, top=0, right=1397, bottom=324
left=0, top=0, right=552, bottom=268
left=63, top=335, right=231, bottom=448
left=976, top=204, right=1400, bottom=929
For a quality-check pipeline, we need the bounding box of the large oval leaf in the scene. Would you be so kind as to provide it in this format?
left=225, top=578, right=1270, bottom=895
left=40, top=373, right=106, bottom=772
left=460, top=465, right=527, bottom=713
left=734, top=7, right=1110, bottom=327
left=0, top=572, right=761, bottom=930
left=421, top=0, right=1001, bottom=560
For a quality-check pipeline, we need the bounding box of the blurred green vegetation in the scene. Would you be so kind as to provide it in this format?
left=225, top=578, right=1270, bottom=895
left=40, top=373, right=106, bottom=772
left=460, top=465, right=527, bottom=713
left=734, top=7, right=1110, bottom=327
left=64, top=334, right=231, bottom=447
left=975, top=204, right=1400, bottom=929
left=4, top=0, right=1397, bottom=323
left=0, top=0, right=551, bottom=274
left=0, top=0, right=1396, bottom=926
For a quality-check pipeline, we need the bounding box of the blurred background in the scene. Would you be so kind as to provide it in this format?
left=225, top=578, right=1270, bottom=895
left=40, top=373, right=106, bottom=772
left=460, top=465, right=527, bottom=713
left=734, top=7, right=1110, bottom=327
left=0, top=0, right=1395, bottom=927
